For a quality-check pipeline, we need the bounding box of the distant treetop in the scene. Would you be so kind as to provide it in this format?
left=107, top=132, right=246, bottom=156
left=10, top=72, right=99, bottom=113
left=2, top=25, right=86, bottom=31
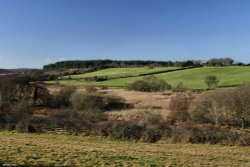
left=43, top=59, right=202, bottom=70
left=206, top=58, right=234, bottom=66
left=43, top=58, right=238, bottom=70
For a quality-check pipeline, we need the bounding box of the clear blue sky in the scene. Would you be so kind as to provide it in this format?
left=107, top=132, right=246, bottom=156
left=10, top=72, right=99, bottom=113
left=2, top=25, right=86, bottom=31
left=1, top=0, right=250, bottom=68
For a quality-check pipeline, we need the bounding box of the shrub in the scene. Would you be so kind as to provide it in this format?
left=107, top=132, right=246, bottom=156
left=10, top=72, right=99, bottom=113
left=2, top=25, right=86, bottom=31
left=48, top=109, right=107, bottom=134
left=189, top=90, right=227, bottom=125
left=28, top=116, right=51, bottom=133
left=136, top=111, right=168, bottom=142
left=226, top=85, right=250, bottom=129
left=98, top=111, right=169, bottom=143
left=71, top=92, right=105, bottom=112
left=189, top=87, right=250, bottom=128
left=50, top=87, right=76, bottom=108
left=85, top=76, right=108, bottom=82
left=166, top=123, right=250, bottom=145
left=204, top=75, right=219, bottom=89
left=128, top=76, right=171, bottom=92
left=71, top=92, right=131, bottom=112
left=0, top=109, right=5, bottom=129
left=71, top=92, right=132, bottom=111
left=5, top=101, right=32, bottom=132
left=168, top=93, right=191, bottom=123
left=104, top=121, right=143, bottom=140
left=104, top=96, right=132, bottom=111
left=100, top=86, right=108, bottom=90
left=85, top=86, right=97, bottom=93
left=173, top=82, right=186, bottom=92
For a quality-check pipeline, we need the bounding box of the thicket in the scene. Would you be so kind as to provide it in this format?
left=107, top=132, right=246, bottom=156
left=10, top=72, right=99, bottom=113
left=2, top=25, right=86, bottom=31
left=2, top=106, right=250, bottom=145
left=167, top=86, right=250, bottom=129
left=50, top=87, right=76, bottom=108
left=189, top=86, right=250, bottom=129
left=0, top=75, right=50, bottom=107
left=164, top=123, right=250, bottom=145
left=7, top=101, right=33, bottom=132
left=25, top=69, right=58, bottom=81
left=168, top=93, right=191, bottom=123
left=70, top=92, right=131, bottom=112
left=128, top=76, right=171, bottom=92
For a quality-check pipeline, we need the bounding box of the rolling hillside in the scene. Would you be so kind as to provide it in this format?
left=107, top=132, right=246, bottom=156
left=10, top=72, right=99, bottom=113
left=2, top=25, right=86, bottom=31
left=60, top=67, right=179, bottom=79
left=46, top=66, right=250, bottom=90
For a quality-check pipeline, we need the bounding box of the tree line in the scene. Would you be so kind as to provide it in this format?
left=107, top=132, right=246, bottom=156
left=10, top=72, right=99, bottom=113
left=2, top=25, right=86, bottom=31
left=43, top=59, right=201, bottom=70
left=42, top=57, right=249, bottom=70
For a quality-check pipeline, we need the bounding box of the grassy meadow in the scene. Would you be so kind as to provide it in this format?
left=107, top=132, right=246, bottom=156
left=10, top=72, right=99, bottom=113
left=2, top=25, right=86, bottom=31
left=0, top=131, right=249, bottom=166
left=60, top=67, right=179, bottom=79
left=47, top=66, right=250, bottom=89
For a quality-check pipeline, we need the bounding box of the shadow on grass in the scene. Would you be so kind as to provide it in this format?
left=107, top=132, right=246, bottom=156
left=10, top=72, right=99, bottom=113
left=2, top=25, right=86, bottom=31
left=219, top=84, right=241, bottom=88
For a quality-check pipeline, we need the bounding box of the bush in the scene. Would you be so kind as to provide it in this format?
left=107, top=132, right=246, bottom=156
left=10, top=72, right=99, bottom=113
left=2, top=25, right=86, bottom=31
left=48, top=109, right=107, bottom=134
left=168, top=93, right=191, bottom=123
left=173, top=82, right=186, bottom=92
left=189, top=90, right=227, bottom=125
left=128, top=76, right=171, bottom=92
left=0, top=106, right=6, bottom=129
left=50, top=87, right=76, bottom=108
left=204, top=75, right=219, bottom=89
left=104, top=96, right=133, bottom=111
left=166, top=123, right=250, bottom=145
left=225, top=85, right=250, bottom=129
left=71, top=92, right=131, bottom=112
left=136, top=111, right=168, bottom=142
left=189, top=87, right=250, bottom=128
left=5, top=101, right=32, bottom=132
left=85, top=86, right=97, bottom=93
left=71, top=92, right=105, bottom=112
left=103, top=121, right=143, bottom=141
left=85, top=76, right=108, bottom=82
left=28, top=116, right=51, bottom=133
left=99, top=111, right=169, bottom=142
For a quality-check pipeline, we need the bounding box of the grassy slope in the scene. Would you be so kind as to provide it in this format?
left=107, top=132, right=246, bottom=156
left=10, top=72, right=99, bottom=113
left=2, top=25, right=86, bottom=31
left=155, top=66, right=250, bottom=89
left=47, top=66, right=250, bottom=89
left=61, top=67, right=178, bottom=79
left=0, top=132, right=249, bottom=166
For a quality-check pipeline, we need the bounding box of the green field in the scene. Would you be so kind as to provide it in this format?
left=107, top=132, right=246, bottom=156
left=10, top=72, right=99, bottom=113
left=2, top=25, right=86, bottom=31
left=0, top=131, right=249, bottom=166
left=60, top=67, right=178, bottom=79
left=47, top=66, right=250, bottom=89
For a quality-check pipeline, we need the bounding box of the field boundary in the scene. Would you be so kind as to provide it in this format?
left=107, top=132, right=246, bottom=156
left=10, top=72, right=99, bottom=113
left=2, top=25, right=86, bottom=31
left=107, top=66, right=203, bottom=80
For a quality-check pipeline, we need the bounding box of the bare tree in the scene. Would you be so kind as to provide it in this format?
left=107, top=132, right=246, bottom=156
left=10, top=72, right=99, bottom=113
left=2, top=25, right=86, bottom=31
left=209, top=101, right=221, bottom=126
left=189, top=90, right=228, bottom=125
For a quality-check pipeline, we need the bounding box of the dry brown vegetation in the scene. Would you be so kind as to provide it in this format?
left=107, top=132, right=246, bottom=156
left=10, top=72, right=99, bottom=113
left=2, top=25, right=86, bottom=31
left=1, top=71, right=250, bottom=166
left=0, top=132, right=249, bottom=166
left=1, top=76, right=250, bottom=145
left=46, top=84, right=175, bottom=118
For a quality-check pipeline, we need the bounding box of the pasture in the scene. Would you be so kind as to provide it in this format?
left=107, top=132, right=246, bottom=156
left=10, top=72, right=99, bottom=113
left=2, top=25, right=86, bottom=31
left=0, top=131, right=249, bottom=166
left=47, top=66, right=250, bottom=89
left=60, top=67, right=179, bottom=79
